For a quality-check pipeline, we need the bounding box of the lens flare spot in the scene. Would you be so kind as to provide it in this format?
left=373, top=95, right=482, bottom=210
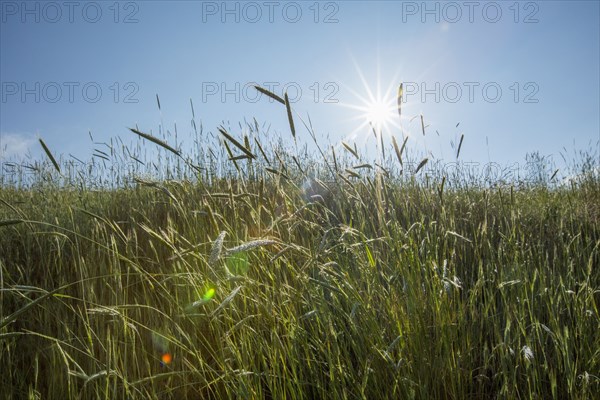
left=161, top=352, right=173, bottom=365
left=203, top=288, right=216, bottom=301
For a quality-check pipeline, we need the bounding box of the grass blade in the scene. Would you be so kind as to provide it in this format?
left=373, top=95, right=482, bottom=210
left=446, top=230, right=472, bottom=243
left=456, top=133, right=464, bottom=159
left=353, top=163, right=373, bottom=170
left=211, top=286, right=242, bottom=318
left=265, top=167, right=290, bottom=180
left=253, top=137, right=271, bottom=165
left=129, top=128, right=180, bottom=156
left=254, top=85, right=285, bottom=104
left=342, top=142, right=359, bottom=159
left=1, top=285, right=65, bottom=329
left=392, top=136, right=403, bottom=166
left=218, top=127, right=256, bottom=159
left=399, top=137, right=408, bottom=160
left=209, top=231, right=227, bottom=267
left=397, top=83, right=403, bottom=119
left=284, top=92, right=296, bottom=139
left=225, top=239, right=277, bottom=256
left=415, top=157, right=428, bottom=174
left=39, top=139, right=60, bottom=173
left=229, top=154, right=254, bottom=161
left=0, top=219, right=23, bottom=227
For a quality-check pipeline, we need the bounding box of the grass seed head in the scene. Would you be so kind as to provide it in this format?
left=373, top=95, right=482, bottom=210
left=209, top=231, right=227, bottom=267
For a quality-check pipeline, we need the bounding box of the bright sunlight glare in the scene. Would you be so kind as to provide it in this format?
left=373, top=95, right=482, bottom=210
left=334, top=56, right=410, bottom=152
left=364, top=97, right=398, bottom=132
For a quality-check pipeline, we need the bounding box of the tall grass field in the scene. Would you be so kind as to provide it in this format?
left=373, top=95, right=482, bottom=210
left=1, top=88, right=599, bottom=399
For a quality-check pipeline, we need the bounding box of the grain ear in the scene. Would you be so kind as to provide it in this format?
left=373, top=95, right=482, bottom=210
left=397, top=83, right=403, bottom=119
left=284, top=92, right=296, bottom=140
left=254, top=85, right=285, bottom=104
left=415, top=157, right=428, bottom=174
left=129, top=128, right=180, bottom=156
left=39, top=138, right=60, bottom=173
left=209, top=231, right=227, bottom=267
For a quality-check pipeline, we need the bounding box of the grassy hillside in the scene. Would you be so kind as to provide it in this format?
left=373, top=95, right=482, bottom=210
left=1, top=106, right=599, bottom=399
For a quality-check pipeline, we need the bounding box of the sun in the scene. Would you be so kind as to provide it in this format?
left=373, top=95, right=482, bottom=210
left=364, top=96, right=398, bottom=133
left=333, top=58, right=409, bottom=154
left=336, top=81, right=401, bottom=137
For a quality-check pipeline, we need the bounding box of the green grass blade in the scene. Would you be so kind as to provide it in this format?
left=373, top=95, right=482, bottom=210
left=0, top=219, right=23, bottom=227
left=415, top=157, right=428, bottom=174
left=397, top=83, right=403, bottom=119
left=129, top=128, right=180, bottom=156
left=254, top=85, right=285, bottom=104
left=456, top=133, right=464, bottom=159
left=39, top=138, right=60, bottom=173
left=1, top=286, right=65, bottom=329
left=218, top=127, right=255, bottom=159
left=342, top=142, right=359, bottom=159
left=284, top=92, right=296, bottom=139
left=392, top=136, right=403, bottom=166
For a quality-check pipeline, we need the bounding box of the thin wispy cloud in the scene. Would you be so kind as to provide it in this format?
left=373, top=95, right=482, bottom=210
left=0, top=132, right=36, bottom=160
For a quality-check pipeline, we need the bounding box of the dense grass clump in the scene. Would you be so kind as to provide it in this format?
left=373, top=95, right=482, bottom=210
left=1, top=93, right=599, bottom=399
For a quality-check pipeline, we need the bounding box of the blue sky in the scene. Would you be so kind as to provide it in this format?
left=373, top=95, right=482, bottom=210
left=1, top=0, right=599, bottom=175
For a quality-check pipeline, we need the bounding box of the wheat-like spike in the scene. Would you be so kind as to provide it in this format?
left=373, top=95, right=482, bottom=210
left=211, top=286, right=242, bottom=318
left=254, top=85, right=285, bottom=104
left=253, top=137, right=271, bottom=165
left=353, top=164, right=373, bottom=170
left=456, top=133, right=464, bottom=159
left=397, top=83, right=403, bottom=119
left=392, top=136, right=403, bottom=166
left=415, top=158, right=429, bottom=175
left=39, top=138, right=60, bottom=173
left=225, top=239, right=277, bottom=256
left=218, top=127, right=256, bottom=159
left=208, top=231, right=227, bottom=266
left=129, top=128, right=180, bottom=156
left=342, top=142, right=359, bottom=159
left=284, top=92, right=296, bottom=139
left=399, top=136, right=408, bottom=159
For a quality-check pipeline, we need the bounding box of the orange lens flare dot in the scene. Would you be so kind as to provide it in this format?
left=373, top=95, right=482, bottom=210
left=161, top=353, right=173, bottom=365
